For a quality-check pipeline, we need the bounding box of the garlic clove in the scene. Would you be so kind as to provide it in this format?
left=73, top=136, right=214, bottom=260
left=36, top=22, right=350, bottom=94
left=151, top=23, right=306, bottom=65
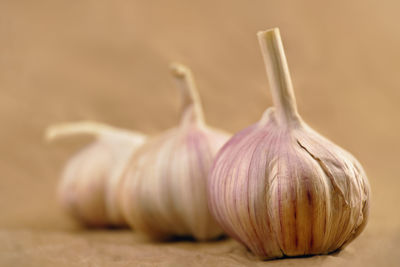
left=208, top=28, right=370, bottom=259
left=120, top=63, right=230, bottom=240
left=46, top=121, right=146, bottom=227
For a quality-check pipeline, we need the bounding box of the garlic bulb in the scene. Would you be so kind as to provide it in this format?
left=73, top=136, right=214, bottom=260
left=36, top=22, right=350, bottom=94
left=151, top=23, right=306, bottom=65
left=208, top=28, right=370, bottom=259
left=120, top=63, right=230, bottom=240
left=46, top=121, right=146, bottom=227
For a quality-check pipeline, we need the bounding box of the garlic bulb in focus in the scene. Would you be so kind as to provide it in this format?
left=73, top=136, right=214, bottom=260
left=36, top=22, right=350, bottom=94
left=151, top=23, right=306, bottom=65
left=120, top=63, right=230, bottom=240
left=208, top=28, right=370, bottom=259
left=46, top=122, right=146, bottom=227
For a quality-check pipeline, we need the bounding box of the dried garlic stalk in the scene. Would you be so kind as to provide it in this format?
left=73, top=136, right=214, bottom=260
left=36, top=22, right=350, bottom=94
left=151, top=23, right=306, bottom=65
left=120, top=63, right=230, bottom=240
left=208, top=28, right=370, bottom=259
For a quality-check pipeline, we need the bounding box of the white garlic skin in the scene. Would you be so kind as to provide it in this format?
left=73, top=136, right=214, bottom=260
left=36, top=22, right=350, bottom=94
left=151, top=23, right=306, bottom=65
left=121, top=108, right=230, bottom=240
left=49, top=123, right=146, bottom=227
left=207, top=28, right=370, bottom=259
left=120, top=63, right=230, bottom=240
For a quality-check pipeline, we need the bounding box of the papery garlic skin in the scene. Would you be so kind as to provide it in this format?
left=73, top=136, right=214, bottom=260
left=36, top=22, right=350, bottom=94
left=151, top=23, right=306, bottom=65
left=209, top=111, right=369, bottom=258
left=208, top=28, right=370, bottom=259
left=47, top=122, right=146, bottom=227
left=120, top=63, right=230, bottom=240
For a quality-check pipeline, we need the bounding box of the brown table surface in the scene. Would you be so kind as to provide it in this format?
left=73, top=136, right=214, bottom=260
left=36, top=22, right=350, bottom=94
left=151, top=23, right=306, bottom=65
left=1, top=1, right=399, bottom=266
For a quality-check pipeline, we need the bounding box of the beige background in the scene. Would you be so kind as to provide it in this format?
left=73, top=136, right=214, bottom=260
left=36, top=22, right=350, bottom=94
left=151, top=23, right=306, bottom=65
left=1, top=0, right=399, bottom=266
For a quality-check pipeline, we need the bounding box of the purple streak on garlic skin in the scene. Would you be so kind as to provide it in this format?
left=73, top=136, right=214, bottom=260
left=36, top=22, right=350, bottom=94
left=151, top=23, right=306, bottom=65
left=208, top=28, right=370, bottom=259
left=120, top=64, right=230, bottom=240
left=121, top=112, right=229, bottom=240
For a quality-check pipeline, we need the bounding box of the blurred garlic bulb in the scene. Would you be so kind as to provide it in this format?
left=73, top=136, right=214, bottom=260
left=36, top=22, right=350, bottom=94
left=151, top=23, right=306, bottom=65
left=120, top=63, right=230, bottom=240
left=208, top=28, right=370, bottom=259
left=46, top=121, right=146, bottom=227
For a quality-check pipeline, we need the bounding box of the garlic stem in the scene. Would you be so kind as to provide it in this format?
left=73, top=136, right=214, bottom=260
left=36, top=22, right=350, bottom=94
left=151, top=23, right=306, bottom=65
left=257, top=28, right=300, bottom=126
left=45, top=121, right=140, bottom=142
left=170, top=62, right=205, bottom=124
